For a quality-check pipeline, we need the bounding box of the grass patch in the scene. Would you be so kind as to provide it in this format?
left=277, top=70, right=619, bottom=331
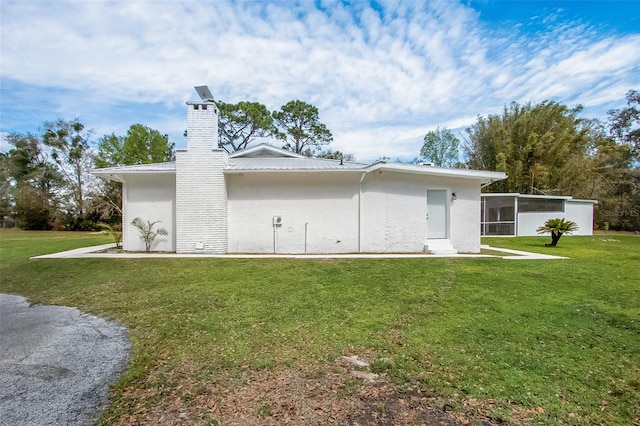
left=479, top=247, right=522, bottom=256
left=1, top=230, right=639, bottom=425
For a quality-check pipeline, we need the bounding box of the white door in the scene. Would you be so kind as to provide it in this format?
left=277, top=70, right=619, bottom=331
left=427, top=190, right=447, bottom=239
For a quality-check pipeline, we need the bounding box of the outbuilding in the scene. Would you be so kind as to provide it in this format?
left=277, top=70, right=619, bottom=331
left=481, top=193, right=596, bottom=236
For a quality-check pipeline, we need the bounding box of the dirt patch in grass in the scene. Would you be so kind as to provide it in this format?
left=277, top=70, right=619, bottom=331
left=113, top=357, right=500, bottom=425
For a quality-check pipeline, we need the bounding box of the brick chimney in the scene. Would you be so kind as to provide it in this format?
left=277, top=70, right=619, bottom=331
left=186, top=101, right=219, bottom=151
left=175, top=100, right=228, bottom=253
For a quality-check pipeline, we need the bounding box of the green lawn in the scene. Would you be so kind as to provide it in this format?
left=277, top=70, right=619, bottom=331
left=1, top=230, right=638, bottom=425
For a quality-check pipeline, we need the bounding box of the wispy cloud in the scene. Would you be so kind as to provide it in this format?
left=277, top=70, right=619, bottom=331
left=1, top=0, right=638, bottom=161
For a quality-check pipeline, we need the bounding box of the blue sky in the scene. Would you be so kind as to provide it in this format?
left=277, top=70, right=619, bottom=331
left=1, top=0, right=639, bottom=162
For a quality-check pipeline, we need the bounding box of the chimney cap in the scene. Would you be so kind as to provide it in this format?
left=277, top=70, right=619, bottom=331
left=194, top=85, right=214, bottom=101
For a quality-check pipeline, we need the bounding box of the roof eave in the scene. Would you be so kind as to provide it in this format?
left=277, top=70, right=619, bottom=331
left=366, top=163, right=507, bottom=182
left=91, top=172, right=126, bottom=183
left=91, top=168, right=175, bottom=182
left=224, top=166, right=507, bottom=183
left=223, top=168, right=365, bottom=174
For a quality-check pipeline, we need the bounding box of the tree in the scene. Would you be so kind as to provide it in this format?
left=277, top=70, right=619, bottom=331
left=123, top=124, right=174, bottom=164
left=94, top=133, right=123, bottom=169
left=42, top=119, right=93, bottom=222
left=88, top=178, right=123, bottom=224
left=4, top=133, right=64, bottom=229
left=578, top=118, right=639, bottom=231
left=536, top=218, right=578, bottom=247
left=596, top=168, right=640, bottom=231
left=420, top=127, right=461, bottom=167
left=92, top=124, right=175, bottom=223
left=94, top=124, right=175, bottom=167
left=600, top=89, right=640, bottom=231
left=608, top=89, right=640, bottom=161
left=316, top=149, right=355, bottom=162
left=464, top=101, right=599, bottom=195
left=272, top=100, right=333, bottom=155
left=217, top=101, right=275, bottom=152
left=0, top=152, right=14, bottom=227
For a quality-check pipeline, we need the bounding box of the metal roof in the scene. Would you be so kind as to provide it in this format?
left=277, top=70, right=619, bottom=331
left=90, top=154, right=506, bottom=184
left=367, top=162, right=506, bottom=181
left=481, top=193, right=597, bottom=203
left=226, top=157, right=366, bottom=171
left=91, top=162, right=176, bottom=181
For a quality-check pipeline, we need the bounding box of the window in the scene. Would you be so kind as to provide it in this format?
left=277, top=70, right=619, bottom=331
left=519, top=198, right=564, bottom=213
left=485, top=197, right=515, bottom=222
left=481, top=196, right=516, bottom=235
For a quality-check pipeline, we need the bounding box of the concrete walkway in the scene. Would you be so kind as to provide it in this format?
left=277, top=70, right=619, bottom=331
left=31, top=243, right=567, bottom=260
left=479, top=244, right=568, bottom=260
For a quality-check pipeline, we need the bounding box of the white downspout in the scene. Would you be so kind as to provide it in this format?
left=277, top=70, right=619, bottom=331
left=513, top=195, right=519, bottom=236
left=121, top=180, right=128, bottom=250
left=304, top=222, right=308, bottom=254
left=273, top=225, right=277, bottom=253
left=358, top=172, right=367, bottom=252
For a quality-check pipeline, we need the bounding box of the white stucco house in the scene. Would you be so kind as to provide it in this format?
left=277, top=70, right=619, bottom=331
left=481, top=193, right=596, bottom=236
left=92, top=97, right=507, bottom=254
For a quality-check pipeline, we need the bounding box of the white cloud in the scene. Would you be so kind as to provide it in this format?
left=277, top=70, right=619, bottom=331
left=0, top=133, right=10, bottom=152
left=1, top=0, right=638, bottom=161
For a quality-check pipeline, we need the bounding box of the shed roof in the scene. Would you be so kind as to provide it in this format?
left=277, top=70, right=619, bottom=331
left=481, top=193, right=597, bottom=203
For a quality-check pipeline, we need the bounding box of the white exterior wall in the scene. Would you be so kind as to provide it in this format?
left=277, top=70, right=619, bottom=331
left=565, top=201, right=595, bottom=235
left=442, top=177, right=483, bottom=253
left=122, top=174, right=176, bottom=251
left=227, top=173, right=360, bottom=253
left=361, top=173, right=482, bottom=253
left=226, top=170, right=485, bottom=254
left=516, top=213, right=550, bottom=236
left=517, top=201, right=594, bottom=236
left=360, top=172, right=427, bottom=252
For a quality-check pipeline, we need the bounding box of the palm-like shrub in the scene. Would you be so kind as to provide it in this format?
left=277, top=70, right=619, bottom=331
left=536, top=218, right=578, bottom=247
left=131, top=217, right=167, bottom=252
left=97, top=222, right=122, bottom=249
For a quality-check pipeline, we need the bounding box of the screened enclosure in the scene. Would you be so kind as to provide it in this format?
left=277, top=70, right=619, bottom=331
left=481, top=194, right=595, bottom=236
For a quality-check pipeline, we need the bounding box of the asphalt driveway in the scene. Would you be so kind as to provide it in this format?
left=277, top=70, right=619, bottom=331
left=0, top=294, right=130, bottom=426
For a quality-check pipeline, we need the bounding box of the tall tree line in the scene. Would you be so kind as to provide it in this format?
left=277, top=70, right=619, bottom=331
left=1, top=122, right=175, bottom=230
left=3, top=92, right=636, bottom=231
left=457, top=90, right=638, bottom=231
left=0, top=98, right=341, bottom=230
